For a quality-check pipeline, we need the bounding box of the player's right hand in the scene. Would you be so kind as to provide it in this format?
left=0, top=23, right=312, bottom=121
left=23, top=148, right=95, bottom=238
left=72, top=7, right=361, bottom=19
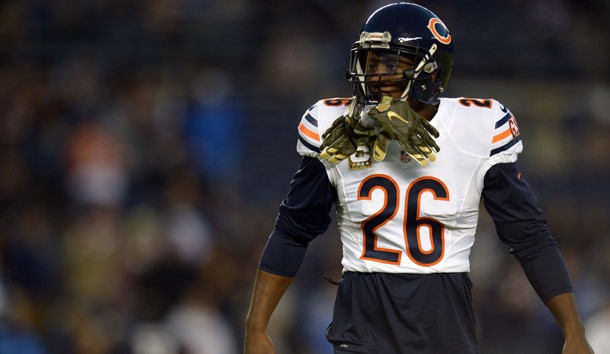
left=319, top=115, right=357, bottom=163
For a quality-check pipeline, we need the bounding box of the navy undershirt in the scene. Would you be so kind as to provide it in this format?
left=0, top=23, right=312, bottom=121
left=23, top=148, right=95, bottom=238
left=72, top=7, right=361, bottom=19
left=259, top=157, right=335, bottom=277
left=260, top=157, right=572, bottom=302
left=481, top=160, right=573, bottom=301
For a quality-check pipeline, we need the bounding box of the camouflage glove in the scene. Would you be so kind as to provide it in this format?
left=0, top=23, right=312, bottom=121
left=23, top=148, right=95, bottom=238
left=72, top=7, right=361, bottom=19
left=319, top=114, right=376, bottom=164
left=367, top=95, right=440, bottom=166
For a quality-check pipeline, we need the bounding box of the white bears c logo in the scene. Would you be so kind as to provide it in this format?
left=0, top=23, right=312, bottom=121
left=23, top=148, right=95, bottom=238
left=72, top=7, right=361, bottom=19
left=427, top=18, right=452, bottom=45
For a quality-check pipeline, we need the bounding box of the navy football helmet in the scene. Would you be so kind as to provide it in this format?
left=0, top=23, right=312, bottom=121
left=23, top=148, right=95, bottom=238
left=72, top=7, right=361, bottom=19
left=348, top=2, right=454, bottom=105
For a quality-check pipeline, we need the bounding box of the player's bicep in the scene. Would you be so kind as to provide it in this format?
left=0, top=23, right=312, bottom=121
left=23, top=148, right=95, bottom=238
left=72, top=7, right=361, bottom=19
left=482, top=162, right=555, bottom=255
left=482, top=163, right=573, bottom=302
left=277, top=156, right=336, bottom=242
left=260, top=157, right=335, bottom=276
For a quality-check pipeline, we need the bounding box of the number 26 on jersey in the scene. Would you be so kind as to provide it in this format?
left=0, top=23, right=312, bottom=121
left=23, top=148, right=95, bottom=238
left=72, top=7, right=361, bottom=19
left=358, top=175, right=449, bottom=267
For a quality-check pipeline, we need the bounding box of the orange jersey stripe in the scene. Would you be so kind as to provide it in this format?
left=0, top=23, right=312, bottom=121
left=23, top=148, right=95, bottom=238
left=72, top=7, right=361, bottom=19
left=491, top=128, right=512, bottom=143
left=299, top=123, right=320, bottom=142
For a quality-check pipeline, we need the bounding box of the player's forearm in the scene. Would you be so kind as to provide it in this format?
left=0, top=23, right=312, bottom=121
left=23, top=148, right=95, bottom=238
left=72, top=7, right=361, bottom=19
left=546, top=292, right=586, bottom=337
left=245, top=269, right=293, bottom=331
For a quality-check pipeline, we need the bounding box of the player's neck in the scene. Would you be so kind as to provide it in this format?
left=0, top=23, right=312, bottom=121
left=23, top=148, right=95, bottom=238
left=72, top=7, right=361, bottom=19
left=409, top=99, right=438, bottom=121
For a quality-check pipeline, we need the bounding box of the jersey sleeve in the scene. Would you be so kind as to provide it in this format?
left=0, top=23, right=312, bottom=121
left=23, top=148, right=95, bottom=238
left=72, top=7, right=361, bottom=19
left=296, top=103, right=322, bottom=158
left=474, top=100, right=525, bottom=191
left=296, top=98, right=352, bottom=158
left=489, top=102, right=523, bottom=157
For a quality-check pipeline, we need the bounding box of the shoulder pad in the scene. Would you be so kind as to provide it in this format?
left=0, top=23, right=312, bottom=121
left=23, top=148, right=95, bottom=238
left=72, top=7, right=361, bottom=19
left=441, top=97, right=523, bottom=158
left=488, top=99, right=522, bottom=157
left=296, top=98, right=352, bottom=158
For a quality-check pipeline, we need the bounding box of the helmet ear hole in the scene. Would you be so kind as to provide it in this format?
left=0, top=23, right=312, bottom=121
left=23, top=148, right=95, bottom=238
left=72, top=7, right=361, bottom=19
left=423, top=61, right=438, bottom=74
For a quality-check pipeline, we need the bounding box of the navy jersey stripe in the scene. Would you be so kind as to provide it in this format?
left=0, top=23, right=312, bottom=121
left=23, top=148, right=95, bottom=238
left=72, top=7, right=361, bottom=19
left=490, top=136, right=521, bottom=156
left=298, top=136, right=320, bottom=153
left=494, top=112, right=511, bottom=128
left=304, top=113, right=318, bottom=127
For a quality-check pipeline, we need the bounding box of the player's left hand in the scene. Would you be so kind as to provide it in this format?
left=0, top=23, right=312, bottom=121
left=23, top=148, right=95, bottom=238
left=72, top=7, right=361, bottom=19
left=367, top=95, right=440, bottom=166
left=562, top=335, right=595, bottom=354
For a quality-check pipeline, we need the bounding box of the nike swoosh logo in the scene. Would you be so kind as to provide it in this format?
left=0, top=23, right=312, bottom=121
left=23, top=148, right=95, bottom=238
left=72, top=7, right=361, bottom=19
left=387, top=111, right=409, bottom=124
left=397, top=36, right=422, bottom=43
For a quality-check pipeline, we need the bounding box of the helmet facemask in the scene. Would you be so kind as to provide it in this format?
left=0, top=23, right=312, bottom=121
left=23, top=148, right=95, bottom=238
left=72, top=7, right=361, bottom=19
left=348, top=30, right=446, bottom=106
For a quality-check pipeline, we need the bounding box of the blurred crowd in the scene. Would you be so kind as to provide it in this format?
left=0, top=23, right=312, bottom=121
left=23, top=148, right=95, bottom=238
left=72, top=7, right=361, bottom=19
left=0, top=1, right=609, bottom=353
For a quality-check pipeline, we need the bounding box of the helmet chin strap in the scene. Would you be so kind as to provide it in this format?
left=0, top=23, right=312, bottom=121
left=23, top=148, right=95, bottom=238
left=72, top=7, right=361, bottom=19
left=399, top=43, right=438, bottom=102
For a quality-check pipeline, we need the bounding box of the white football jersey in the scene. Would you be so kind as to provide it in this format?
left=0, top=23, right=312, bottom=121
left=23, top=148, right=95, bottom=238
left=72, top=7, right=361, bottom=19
left=296, top=97, right=523, bottom=274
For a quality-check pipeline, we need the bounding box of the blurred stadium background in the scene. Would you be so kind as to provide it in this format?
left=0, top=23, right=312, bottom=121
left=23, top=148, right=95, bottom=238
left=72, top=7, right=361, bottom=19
left=0, top=0, right=609, bottom=353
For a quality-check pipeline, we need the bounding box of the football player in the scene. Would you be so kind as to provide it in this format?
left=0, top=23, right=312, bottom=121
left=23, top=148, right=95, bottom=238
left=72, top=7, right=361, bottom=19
left=245, top=2, right=594, bottom=353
